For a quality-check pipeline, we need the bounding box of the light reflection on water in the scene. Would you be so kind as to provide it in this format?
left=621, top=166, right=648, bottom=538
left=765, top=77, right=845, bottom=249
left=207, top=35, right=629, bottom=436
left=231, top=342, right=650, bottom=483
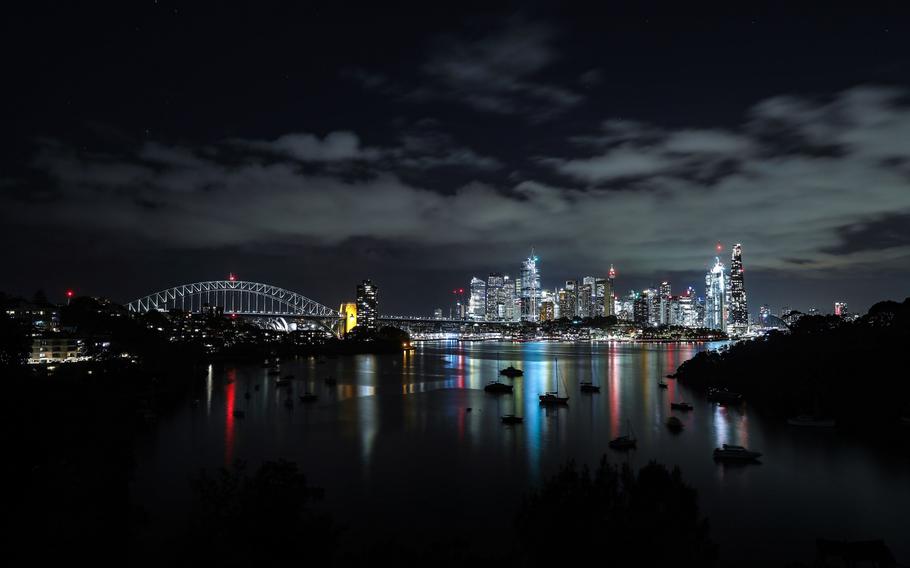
left=132, top=341, right=910, bottom=567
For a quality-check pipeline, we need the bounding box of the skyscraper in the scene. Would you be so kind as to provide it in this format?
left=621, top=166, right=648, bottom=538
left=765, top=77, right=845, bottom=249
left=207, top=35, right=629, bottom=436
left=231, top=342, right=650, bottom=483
left=728, top=243, right=748, bottom=333
left=594, top=278, right=607, bottom=317
left=485, top=273, right=505, bottom=321
left=356, top=279, right=378, bottom=331
left=834, top=302, right=848, bottom=317
left=468, top=277, right=486, bottom=321
left=705, top=258, right=727, bottom=332
left=678, top=287, right=697, bottom=328
left=561, top=280, right=578, bottom=318
left=659, top=281, right=672, bottom=325
left=578, top=282, right=593, bottom=318
left=606, top=264, right=616, bottom=316
left=520, top=250, right=541, bottom=322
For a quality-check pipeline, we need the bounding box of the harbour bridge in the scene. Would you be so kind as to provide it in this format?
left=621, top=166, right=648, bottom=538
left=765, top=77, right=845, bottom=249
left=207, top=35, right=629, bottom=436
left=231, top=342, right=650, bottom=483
left=127, top=276, right=483, bottom=336
left=127, top=277, right=343, bottom=334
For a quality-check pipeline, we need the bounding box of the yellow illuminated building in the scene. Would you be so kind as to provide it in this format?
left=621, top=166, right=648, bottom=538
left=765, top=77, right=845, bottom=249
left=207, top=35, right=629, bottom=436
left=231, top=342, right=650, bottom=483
left=340, top=302, right=357, bottom=335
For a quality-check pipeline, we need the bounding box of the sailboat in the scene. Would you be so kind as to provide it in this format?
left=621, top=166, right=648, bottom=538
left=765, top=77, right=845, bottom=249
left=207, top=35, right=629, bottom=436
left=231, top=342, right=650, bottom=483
left=485, top=352, right=514, bottom=393
left=501, top=378, right=524, bottom=424
left=539, top=357, right=569, bottom=405
left=580, top=356, right=600, bottom=393
left=609, top=419, right=637, bottom=450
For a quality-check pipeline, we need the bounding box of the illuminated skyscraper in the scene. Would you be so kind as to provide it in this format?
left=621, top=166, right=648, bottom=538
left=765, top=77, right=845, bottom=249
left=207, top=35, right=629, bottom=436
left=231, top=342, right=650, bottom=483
left=468, top=277, right=486, bottom=321
left=678, top=287, right=697, bottom=328
left=606, top=265, right=617, bottom=316
left=579, top=282, right=593, bottom=318
left=728, top=244, right=748, bottom=333
left=705, top=258, right=727, bottom=332
left=485, top=273, right=506, bottom=321
left=520, top=250, right=541, bottom=322
left=594, top=278, right=607, bottom=317
left=561, top=280, right=578, bottom=318
left=659, top=281, right=672, bottom=325
left=356, top=280, right=378, bottom=331
left=834, top=302, right=848, bottom=317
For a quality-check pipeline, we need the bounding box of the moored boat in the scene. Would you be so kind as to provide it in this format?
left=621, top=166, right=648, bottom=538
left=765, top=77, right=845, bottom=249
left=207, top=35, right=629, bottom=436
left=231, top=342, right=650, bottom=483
left=484, top=380, right=513, bottom=393
left=580, top=381, right=600, bottom=393
left=787, top=415, right=836, bottom=428
left=707, top=387, right=743, bottom=404
left=539, top=358, right=569, bottom=405
left=609, top=419, right=637, bottom=450
left=670, top=401, right=693, bottom=411
left=666, top=416, right=684, bottom=431
left=500, top=365, right=524, bottom=378
left=658, top=381, right=668, bottom=389
left=713, top=444, right=762, bottom=462
left=298, top=392, right=317, bottom=403
left=501, top=414, right=524, bottom=424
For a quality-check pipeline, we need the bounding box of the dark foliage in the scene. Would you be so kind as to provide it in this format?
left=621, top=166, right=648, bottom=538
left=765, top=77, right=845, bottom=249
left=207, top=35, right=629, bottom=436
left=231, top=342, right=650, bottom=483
left=675, top=298, right=910, bottom=430
left=182, top=460, right=339, bottom=566
left=515, top=457, right=715, bottom=567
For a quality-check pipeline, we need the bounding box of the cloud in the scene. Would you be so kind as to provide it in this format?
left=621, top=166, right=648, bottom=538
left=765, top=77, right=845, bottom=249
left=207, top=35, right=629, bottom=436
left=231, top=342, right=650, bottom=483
left=5, top=86, right=909, bottom=286
left=233, top=131, right=381, bottom=162
left=346, top=18, right=583, bottom=121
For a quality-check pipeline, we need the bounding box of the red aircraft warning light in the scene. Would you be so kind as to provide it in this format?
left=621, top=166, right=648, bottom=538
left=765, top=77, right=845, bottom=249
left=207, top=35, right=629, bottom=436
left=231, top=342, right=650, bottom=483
left=228, top=272, right=237, bottom=282
left=66, top=290, right=74, bottom=298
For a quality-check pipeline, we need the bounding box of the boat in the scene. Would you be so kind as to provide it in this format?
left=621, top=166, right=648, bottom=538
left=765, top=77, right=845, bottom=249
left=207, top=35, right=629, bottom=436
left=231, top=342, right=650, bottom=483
left=539, top=357, right=569, bottom=405
left=324, top=376, right=337, bottom=386
left=658, top=381, right=668, bottom=389
left=298, top=392, right=317, bottom=403
left=580, top=357, right=600, bottom=393
left=713, top=444, right=762, bottom=462
left=666, top=416, right=684, bottom=431
left=484, top=380, right=514, bottom=393
left=706, top=387, right=743, bottom=404
left=499, top=365, right=524, bottom=378
left=501, top=414, right=524, bottom=424
left=275, top=378, right=291, bottom=387
left=787, top=415, right=836, bottom=428
left=670, top=401, right=693, bottom=411
left=232, top=410, right=246, bottom=419
left=665, top=373, right=676, bottom=379
left=609, top=419, right=637, bottom=450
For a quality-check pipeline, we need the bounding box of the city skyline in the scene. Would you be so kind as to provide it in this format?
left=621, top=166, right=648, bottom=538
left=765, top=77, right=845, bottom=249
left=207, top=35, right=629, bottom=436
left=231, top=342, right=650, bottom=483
left=3, top=5, right=909, bottom=317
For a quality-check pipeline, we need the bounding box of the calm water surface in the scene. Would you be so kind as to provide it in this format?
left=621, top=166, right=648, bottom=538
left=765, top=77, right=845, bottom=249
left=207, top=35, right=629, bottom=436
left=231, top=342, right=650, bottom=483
left=131, top=341, right=909, bottom=565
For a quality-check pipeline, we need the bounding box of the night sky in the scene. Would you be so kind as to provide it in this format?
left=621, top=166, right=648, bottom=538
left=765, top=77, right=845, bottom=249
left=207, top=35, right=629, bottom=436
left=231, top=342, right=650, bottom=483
left=3, top=3, right=909, bottom=315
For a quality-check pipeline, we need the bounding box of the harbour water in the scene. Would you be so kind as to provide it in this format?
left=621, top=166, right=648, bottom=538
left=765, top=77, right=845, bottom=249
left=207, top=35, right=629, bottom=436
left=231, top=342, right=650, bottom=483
left=130, top=341, right=909, bottom=565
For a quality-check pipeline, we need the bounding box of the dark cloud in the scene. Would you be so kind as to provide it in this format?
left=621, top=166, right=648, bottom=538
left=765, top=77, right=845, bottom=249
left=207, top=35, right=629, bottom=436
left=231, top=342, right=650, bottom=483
left=823, top=213, right=910, bottom=255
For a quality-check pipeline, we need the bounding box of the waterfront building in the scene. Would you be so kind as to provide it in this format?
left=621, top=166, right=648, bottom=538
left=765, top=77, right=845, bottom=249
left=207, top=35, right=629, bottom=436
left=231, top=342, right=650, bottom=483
left=356, top=280, right=379, bottom=330
left=705, top=258, right=727, bottom=332
left=28, top=334, right=85, bottom=364
left=561, top=280, right=578, bottom=319
left=468, top=277, right=486, bottom=321
left=728, top=244, right=748, bottom=334
left=340, top=301, right=357, bottom=334
left=520, top=250, right=541, bottom=322
left=433, top=308, right=443, bottom=319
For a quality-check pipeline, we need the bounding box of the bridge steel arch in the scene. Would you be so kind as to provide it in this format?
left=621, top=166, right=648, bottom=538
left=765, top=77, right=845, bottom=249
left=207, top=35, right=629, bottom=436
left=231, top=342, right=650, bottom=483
left=127, top=280, right=341, bottom=321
